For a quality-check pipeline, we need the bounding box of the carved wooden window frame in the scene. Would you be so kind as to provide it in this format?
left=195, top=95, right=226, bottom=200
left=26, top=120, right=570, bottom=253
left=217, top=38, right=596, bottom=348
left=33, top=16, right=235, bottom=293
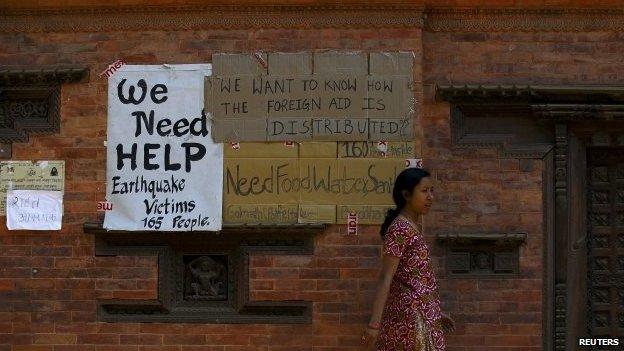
left=437, top=233, right=527, bottom=278
left=84, top=223, right=325, bottom=323
left=0, top=68, right=88, bottom=158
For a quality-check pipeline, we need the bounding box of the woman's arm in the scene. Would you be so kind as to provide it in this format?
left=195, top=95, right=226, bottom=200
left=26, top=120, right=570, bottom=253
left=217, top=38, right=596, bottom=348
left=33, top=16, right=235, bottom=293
left=362, top=253, right=401, bottom=349
left=368, top=253, right=400, bottom=326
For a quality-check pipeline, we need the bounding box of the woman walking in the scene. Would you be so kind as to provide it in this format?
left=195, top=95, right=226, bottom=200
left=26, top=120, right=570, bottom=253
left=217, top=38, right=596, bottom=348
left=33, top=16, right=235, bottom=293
left=361, top=168, right=455, bottom=350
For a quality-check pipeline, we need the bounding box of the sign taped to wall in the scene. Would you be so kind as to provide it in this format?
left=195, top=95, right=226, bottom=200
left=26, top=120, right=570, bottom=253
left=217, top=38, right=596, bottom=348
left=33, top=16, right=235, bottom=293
left=207, top=51, right=415, bottom=142
left=104, top=64, right=223, bottom=231
left=6, top=190, right=63, bottom=230
left=0, top=160, right=64, bottom=215
left=222, top=141, right=419, bottom=224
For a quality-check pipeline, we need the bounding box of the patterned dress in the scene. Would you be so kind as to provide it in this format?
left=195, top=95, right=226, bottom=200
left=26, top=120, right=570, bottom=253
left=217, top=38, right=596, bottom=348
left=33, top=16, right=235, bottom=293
left=375, top=214, right=445, bottom=351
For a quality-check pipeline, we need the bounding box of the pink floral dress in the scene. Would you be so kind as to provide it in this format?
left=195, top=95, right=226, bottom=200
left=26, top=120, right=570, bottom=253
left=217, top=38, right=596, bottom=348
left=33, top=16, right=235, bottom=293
left=375, top=214, right=445, bottom=351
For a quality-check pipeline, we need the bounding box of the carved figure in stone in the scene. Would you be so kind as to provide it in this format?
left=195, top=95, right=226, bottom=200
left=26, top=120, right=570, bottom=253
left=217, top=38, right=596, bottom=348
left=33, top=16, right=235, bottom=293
left=185, top=256, right=226, bottom=300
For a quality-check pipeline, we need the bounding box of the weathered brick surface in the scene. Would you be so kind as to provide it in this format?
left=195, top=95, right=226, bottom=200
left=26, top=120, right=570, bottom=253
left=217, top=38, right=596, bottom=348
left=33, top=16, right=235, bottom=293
left=1, top=8, right=621, bottom=349
left=421, top=29, right=624, bottom=351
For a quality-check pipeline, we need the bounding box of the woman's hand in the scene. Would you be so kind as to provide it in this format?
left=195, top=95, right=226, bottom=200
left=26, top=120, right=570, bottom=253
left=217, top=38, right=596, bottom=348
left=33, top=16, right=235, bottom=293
left=439, top=312, right=455, bottom=334
left=360, top=327, right=379, bottom=350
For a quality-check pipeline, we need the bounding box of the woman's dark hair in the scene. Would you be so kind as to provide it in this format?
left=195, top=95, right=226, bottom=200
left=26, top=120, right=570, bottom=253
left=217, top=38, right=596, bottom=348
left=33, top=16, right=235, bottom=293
left=380, top=167, right=431, bottom=240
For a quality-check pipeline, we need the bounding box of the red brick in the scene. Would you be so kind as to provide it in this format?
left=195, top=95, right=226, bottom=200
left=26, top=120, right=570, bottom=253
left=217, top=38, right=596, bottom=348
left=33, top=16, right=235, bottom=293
left=137, top=334, right=162, bottom=345
left=77, top=334, right=120, bottom=345
left=163, top=335, right=206, bottom=346
left=33, top=334, right=77, bottom=344
left=0, top=9, right=575, bottom=350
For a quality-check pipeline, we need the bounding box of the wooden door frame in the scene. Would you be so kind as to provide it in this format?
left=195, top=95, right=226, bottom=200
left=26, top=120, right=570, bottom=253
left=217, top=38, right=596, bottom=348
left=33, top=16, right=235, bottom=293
left=550, top=121, right=624, bottom=350
left=434, top=85, right=624, bottom=351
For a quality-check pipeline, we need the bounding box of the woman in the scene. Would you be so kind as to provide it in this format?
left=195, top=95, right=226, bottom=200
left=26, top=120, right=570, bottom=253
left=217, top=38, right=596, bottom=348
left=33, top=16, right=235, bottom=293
left=361, top=167, right=455, bottom=350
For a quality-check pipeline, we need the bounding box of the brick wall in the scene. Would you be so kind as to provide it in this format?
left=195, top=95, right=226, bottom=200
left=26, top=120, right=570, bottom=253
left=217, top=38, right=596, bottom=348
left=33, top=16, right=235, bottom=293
left=421, top=30, right=624, bottom=350
left=0, top=11, right=621, bottom=350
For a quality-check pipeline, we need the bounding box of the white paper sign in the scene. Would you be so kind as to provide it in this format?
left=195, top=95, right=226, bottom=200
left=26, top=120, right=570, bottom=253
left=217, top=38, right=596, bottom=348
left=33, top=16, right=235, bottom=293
left=104, top=64, right=223, bottom=231
left=6, top=190, right=63, bottom=230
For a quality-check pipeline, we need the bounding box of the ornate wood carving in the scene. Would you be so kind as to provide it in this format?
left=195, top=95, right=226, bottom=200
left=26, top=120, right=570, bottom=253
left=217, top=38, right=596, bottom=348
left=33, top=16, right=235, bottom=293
left=436, top=85, right=624, bottom=106
left=84, top=222, right=325, bottom=323
left=0, top=5, right=424, bottom=32
left=543, top=147, right=555, bottom=351
left=437, top=233, right=526, bottom=277
left=448, top=104, right=552, bottom=159
left=553, top=123, right=568, bottom=350
left=0, top=68, right=87, bottom=85
left=554, top=283, right=567, bottom=351
left=1, top=6, right=623, bottom=32
left=424, top=8, right=624, bottom=32
left=585, top=148, right=624, bottom=337
left=0, top=68, right=88, bottom=158
left=435, top=85, right=624, bottom=159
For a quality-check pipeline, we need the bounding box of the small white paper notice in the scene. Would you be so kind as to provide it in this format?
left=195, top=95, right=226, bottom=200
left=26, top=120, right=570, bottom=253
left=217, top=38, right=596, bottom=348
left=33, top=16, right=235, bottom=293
left=6, top=190, right=63, bottom=230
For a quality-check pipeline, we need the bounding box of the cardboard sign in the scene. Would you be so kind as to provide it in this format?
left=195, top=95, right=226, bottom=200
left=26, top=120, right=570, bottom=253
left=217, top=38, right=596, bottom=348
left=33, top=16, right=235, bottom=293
left=6, top=190, right=63, bottom=230
left=222, top=141, right=420, bottom=224
left=347, top=211, right=358, bottom=235
left=104, top=64, right=223, bottom=231
left=207, top=51, right=415, bottom=142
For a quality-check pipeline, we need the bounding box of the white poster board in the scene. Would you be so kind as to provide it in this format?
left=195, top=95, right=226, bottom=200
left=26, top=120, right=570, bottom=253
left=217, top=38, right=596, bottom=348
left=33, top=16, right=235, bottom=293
left=104, top=64, right=223, bottom=231
left=6, top=190, right=63, bottom=230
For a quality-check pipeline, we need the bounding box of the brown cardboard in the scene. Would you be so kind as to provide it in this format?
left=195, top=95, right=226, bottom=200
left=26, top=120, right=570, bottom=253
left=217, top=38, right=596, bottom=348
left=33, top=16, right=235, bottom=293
left=336, top=141, right=376, bottom=158
left=337, top=141, right=415, bottom=158
left=297, top=158, right=403, bottom=205
left=366, top=75, right=411, bottom=119
left=223, top=203, right=298, bottom=223
left=223, top=158, right=300, bottom=204
left=368, top=117, right=414, bottom=141
left=210, top=75, right=267, bottom=120
left=224, top=142, right=298, bottom=159
left=330, top=158, right=403, bottom=204
left=298, top=142, right=337, bottom=158
left=212, top=53, right=268, bottom=75
left=311, top=118, right=369, bottom=141
left=264, top=75, right=315, bottom=119
left=298, top=158, right=340, bottom=204
left=298, top=204, right=336, bottom=223
left=209, top=52, right=417, bottom=142
left=311, top=74, right=367, bottom=119
left=211, top=118, right=267, bottom=142
left=382, top=142, right=416, bottom=158
left=222, top=142, right=412, bottom=224
left=336, top=205, right=393, bottom=224
left=266, top=117, right=313, bottom=141
left=268, top=52, right=312, bottom=75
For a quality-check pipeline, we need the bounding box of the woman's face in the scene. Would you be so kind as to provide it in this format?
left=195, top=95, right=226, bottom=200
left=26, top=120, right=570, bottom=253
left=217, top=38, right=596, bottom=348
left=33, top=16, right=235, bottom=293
left=404, top=176, right=434, bottom=214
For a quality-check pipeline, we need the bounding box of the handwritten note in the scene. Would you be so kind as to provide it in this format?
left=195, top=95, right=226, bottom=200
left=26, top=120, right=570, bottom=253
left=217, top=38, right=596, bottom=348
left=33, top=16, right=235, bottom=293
left=207, top=52, right=415, bottom=142
left=0, top=160, right=65, bottom=215
left=6, top=190, right=63, bottom=230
